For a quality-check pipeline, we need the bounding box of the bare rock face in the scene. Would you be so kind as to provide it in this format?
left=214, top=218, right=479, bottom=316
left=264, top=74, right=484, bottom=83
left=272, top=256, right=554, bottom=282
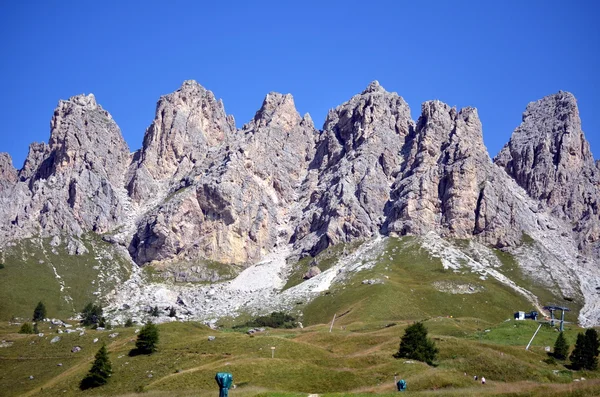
left=18, top=142, right=50, bottom=181
left=495, top=92, right=600, bottom=251
left=127, top=80, right=236, bottom=204
left=303, top=266, right=321, bottom=279
left=1, top=81, right=598, bottom=281
left=292, top=81, right=413, bottom=254
left=0, top=153, right=17, bottom=187
left=386, top=102, right=487, bottom=236
left=0, top=94, right=130, bottom=238
left=383, top=101, right=535, bottom=247
left=129, top=92, right=317, bottom=265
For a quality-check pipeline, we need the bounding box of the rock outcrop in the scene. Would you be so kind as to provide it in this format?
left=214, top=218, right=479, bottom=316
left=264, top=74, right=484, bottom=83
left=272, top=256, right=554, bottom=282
left=0, top=153, right=17, bottom=187
left=127, top=80, right=236, bottom=204
left=495, top=91, right=600, bottom=252
left=384, top=101, right=533, bottom=248
left=291, top=81, right=413, bottom=253
left=128, top=91, right=317, bottom=265
left=0, top=94, right=130, bottom=238
left=0, top=82, right=597, bottom=271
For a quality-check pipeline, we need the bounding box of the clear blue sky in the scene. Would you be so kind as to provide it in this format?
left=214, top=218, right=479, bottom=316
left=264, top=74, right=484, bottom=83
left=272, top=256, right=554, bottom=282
left=1, top=1, right=598, bottom=168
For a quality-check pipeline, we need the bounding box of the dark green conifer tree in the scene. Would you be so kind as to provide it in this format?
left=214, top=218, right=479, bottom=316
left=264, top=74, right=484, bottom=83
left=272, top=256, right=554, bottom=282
left=570, top=333, right=587, bottom=370
left=80, top=344, right=112, bottom=390
left=32, top=301, right=46, bottom=322
left=81, top=303, right=103, bottom=326
left=393, top=322, right=438, bottom=365
left=553, top=331, right=569, bottom=360
left=584, top=328, right=599, bottom=370
left=133, top=322, right=159, bottom=355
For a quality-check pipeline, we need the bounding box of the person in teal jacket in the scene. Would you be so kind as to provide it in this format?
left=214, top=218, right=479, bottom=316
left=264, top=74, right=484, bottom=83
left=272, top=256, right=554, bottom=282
left=397, top=379, right=407, bottom=392
left=215, top=372, right=233, bottom=397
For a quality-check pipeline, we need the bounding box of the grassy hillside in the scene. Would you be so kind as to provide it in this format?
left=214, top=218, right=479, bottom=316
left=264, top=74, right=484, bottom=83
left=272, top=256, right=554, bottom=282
left=299, top=238, right=557, bottom=326
left=1, top=318, right=598, bottom=397
left=0, top=235, right=131, bottom=320
left=0, top=235, right=594, bottom=396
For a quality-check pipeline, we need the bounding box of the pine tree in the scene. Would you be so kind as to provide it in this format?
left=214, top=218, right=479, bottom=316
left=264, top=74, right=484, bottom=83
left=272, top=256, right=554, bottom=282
left=553, top=331, right=569, bottom=360
left=584, top=329, right=599, bottom=370
left=393, top=322, right=438, bottom=365
left=570, top=333, right=587, bottom=370
left=80, top=344, right=112, bottom=390
left=168, top=307, right=176, bottom=317
left=133, top=322, right=159, bottom=355
left=570, top=329, right=600, bottom=370
left=32, top=301, right=46, bottom=322
left=124, top=318, right=134, bottom=327
left=19, top=322, right=34, bottom=334
left=33, top=322, right=39, bottom=334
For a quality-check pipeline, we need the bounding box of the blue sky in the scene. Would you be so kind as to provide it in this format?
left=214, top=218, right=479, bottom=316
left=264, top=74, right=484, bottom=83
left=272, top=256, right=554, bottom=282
left=1, top=0, right=598, bottom=168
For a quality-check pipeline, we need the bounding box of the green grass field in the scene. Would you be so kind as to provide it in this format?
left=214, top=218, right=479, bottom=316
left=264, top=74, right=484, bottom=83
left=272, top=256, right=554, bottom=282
left=1, top=318, right=598, bottom=397
left=0, top=235, right=131, bottom=320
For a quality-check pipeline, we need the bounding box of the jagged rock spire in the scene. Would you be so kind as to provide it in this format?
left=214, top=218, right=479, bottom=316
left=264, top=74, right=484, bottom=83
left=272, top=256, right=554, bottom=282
left=0, top=153, right=17, bottom=186
left=495, top=91, right=600, bottom=251
left=127, top=80, right=235, bottom=203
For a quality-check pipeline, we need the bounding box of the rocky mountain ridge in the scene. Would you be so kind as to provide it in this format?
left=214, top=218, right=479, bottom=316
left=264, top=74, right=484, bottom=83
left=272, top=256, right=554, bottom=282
left=0, top=80, right=599, bottom=324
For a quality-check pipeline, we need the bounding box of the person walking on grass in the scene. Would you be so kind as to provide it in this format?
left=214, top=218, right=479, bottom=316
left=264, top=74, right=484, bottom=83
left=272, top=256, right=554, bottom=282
left=481, top=376, right=486, bottom=385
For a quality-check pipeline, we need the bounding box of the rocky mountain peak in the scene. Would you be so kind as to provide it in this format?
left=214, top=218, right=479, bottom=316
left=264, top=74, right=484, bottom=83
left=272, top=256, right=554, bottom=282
left=495, top=91, right=599, bottom=252
left=0, top=93, right=131, bottom=238
left=362, top=80, right=385, bottom=94
left=47, top=93, right=129, bottom=187
left=291, top=84, right=414, bottom=253
left=65, top=93, right=98, bottom=109
left=494, top=91, right=595, bottom=208
left=251, top=92, right=301, bottom=130
left=128, top=81, right=236, bottom=203
left=320, top=81, right=412, bottom=167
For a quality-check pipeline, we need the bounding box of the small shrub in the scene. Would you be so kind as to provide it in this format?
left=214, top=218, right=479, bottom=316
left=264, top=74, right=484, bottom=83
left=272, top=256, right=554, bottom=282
left=81, top=303, right=103, bottom=326
left=151, top=306, right=159, bottom=317
left=234, top=311, right=298, bottom=329
left=0, top=263, right=4, bottom=269
left=544, top=356, right=557, bottom=365
left=19, top=322, right=34, bottom=334
left=124, top=318, right=134, bottom=327
left=168, top=307, right=176, bottom=317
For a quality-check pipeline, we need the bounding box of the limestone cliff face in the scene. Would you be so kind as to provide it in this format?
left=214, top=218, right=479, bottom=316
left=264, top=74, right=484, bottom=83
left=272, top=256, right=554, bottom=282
left=383, top=101, right=529, bottom=247
left=386, top=102, right=487, bottom=236
left=127, top=80, right=236, bottom=204
left=0, top=94, right=130, bottom=238
left=291, top=81, right=413, bottom=253
left=1, top=82, right=598, bottom=271
left=495, top=92, right=600, bottom=252
left=128, top=91, right=317, bottom=265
